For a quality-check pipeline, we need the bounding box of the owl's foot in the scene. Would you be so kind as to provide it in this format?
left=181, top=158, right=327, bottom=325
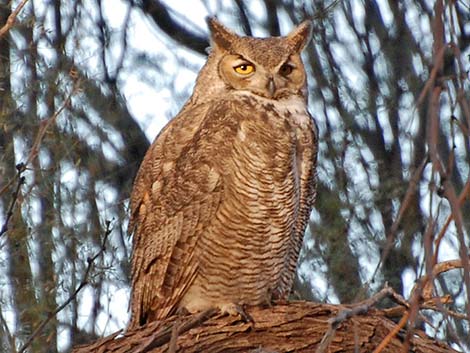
left=269, top=288, right=289, bottom=306
left=219, top=303, right=254, bottom=323
left=271, top=297, right=290, bottom=306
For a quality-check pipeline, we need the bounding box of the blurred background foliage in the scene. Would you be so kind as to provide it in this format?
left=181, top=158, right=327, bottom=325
left=0, top=0, right=469, bottom=351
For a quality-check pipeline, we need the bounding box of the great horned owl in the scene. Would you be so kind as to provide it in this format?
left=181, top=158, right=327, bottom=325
left=128, top=18, right=317, bottom=329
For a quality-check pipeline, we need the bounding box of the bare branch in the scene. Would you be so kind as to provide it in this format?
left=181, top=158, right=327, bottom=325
left=18, top=220, right=113, bottom=353
left=0, top=163, right=26, bottom=237
left=372, top=311, right=410, bottom=353
left=367, top=156, right=429, bottom=286
left=0, top=0, right=30, bottom=38
left=25, top=79, right=79, bottom=167
left=140, top=0, right=209, bottom=55
left=316, top=284, right=408, bottom=353
left=73, top=300, right=458, bottom=353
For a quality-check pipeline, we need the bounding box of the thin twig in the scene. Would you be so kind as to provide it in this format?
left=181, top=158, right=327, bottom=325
left=367, top=155, right=428, bottom=286
left=431, top=180, right=470, bottom=265
left=134, top=308, right=218, bottom=353
left=0, top=309, right=15, bottom=351
left=0, top=163, right=26, bottom=237
left=25, top=82, right=78, bottom=167
left=0, top=81, right=78, bottom=241
left=0, top=81, right=78, bottom=199
left=372, top=311, right=410, bottom=353
left=441, top=180, right=470, bottom=315
left=425, top=0, right=470, bottom=319
left=422, top=259, right=470, bottom=299
left=0, top=0, right=30, bottom=38
left=18, top=220, right=113, bottom=353
left=316, top=284, right=407, bottom=353
left=312, top=0, right=342, bottom=20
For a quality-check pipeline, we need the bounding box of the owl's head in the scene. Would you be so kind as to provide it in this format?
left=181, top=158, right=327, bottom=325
left=193, top=18, right=312, bottom=102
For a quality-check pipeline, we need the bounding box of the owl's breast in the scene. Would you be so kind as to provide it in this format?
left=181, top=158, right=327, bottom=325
left=185, top=94, right=312, bottom=306
left=173, top=93, right=318, bottom=315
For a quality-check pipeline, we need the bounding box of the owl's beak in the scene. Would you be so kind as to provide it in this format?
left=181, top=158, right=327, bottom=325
left=267, top=78, right=276, bottom=98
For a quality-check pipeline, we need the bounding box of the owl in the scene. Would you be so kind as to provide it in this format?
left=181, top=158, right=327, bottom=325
left=128, top=17, right=318, bottom=329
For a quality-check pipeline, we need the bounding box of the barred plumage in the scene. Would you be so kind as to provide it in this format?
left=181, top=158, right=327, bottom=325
left=128, top=18, right=317, bottom=329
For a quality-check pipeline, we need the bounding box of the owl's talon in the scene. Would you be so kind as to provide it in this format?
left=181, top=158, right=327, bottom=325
left=220, top=303, right=254, bottom=323
left=238, top=307, right=254, bottom=323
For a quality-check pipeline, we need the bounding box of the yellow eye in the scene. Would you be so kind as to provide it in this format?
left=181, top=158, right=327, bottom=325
left=234, top=64, right=255, bottom=75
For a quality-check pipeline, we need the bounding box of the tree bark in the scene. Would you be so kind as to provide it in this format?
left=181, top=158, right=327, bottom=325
left=72, top=301, right=457, bottom=353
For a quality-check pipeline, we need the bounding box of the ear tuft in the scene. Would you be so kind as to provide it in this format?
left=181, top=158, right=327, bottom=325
left=206, top=17, right=238, bottom=51
left=287, top=20, right=313, bottom=53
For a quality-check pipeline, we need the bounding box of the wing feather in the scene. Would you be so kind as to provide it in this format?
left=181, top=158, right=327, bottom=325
left=278, top=114, right=318, bottom=297
left=128, top=103, right=225, bottom=328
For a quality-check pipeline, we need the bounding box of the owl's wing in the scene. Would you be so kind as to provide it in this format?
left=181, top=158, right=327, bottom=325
left=279, top=114, right=318, bottom=296
left=128, top=104, right=224, bottom=328
left=129, top=178, right=221, bottom=327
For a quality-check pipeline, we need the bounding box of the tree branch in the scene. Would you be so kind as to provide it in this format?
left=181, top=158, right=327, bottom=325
left=18, top=220, right=113, bottom=353
left=140, top=0, right=209, bottom=55
left=0, top=0, right=30, bottom=38
left=73, top=299, right=458, bottom=353
left=0, top=163, right=26, bottom=237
